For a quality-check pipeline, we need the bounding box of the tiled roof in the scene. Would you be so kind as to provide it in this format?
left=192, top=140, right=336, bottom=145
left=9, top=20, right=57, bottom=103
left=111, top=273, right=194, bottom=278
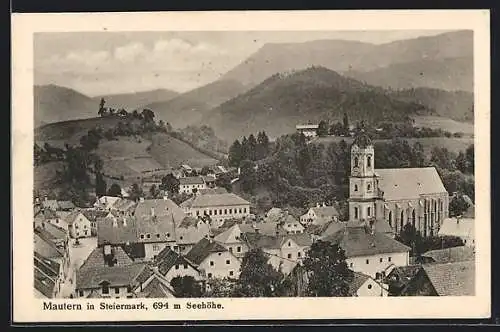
left=81, top=209, right=108, bottom=221
left=198, top=188, right=228, bottom=195
left=438, top=218, right=474, bottom=240
left=111, top=199, right=137, bottom=212
left=348, top=271, right=370, bottom=295
left=42, top=200, right=59, bottom=210
left=322, top=226, right=411, bottom=258
left=135, top=214, right=177, bottom=243
left=95, top=196, right=121, bottom=209
left=76, top=263, right=147, bottom=290
left=185, top=238, right=227, bottom=265
left=63, top=211, right=88, bottom=225
left=421, top=246, right=475, bottom=264
left=35, top=222, right=67, bottom=241
left=139, top=275, right=175, bottom=298
left=243, top=232, right=313, bottom=250
left=41, top=209, right=58, bottom=219
left=284, top=233, right=313, bottom=247
left=80, top=246, right=134, bottom=270
left=214, top=224, right=241, bottom=244
left=187, top=193, right=250, bottom=208
left=178, top=216, right=199, bottom=228
left=311, top=206, right=340, bottom=219
left=155, top=247, right=197, bottom=275
left=176, top=226, right=209, bottom=245
left=423, top=261, right=475, bottom=296
left=97, top=215, right=138, bottom=246
left=179, top=176, right=205, bottom=185
left=135, top=199, right=186, bottom=222
left=375, top=167, right=447, bottom=200
left=202, top=175, right=216, bottom=182
left=34, top=252, right=60, bottom=298
left=240, top=222, right=286, bottom=237
left=34, top=230, right=64, bottom=260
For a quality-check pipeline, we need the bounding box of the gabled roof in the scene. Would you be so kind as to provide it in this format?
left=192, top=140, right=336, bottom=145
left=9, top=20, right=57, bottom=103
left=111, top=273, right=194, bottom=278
left=76, top=263, right=147, bottom=290
left=139, top=275, right=175, bottom=298
left=111, top=199, right=137, bottom=212
left=80, top=246, right=134, bottom=270
left=239, top=222, right=286, bottom=237
left=155, top=247, right=198, bottom=275
left=179, top=176, right=205, bottom=185
left=42, top=200, right=59, bottom=210
left=243, top=232, right=313, bottom=250
left=58, top=200, right=76, bottom=210
left=186, top=193, right=250, bottom=208
left=134, top=199, right=185, bottom=223
left=81, top=209, right=109, bottom=221
left=322, top=226, right=411, bottom=257
left=214, top=224, right=242, bottom=244
left=375, top=167, right=447, bottom=200
left=185, top=238, right=227, bottom=265
left=283, top=233, right=313, bottom=247
left=34, top=252, right=60, bottom=298
left=35, top=222, right=67, bottom=241
left=202, top=175, right=216, bottom=183
left=64, top=211, right=89, bottom=225
left=310, top=206, right=340, bottom=219
left=438, top=217, right=474, bottom=240
left=348, top=271, right=371, bottom=295
left=34, top=230, right=64, bottom=260
left=420, top=246, right=475, bottom=264
left=41, top=209, right=58, bottom=220
left=97, top=215, right=138, bottom=246
left=198, top=187, right=228, bottom=195
left=422, top=261, right=475, bottom=296
left=95, top=196, right=121, bottom=209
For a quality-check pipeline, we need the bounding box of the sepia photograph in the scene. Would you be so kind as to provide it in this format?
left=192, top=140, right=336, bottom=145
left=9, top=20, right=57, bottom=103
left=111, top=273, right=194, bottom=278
left=12, top=10, right=490, bottom=322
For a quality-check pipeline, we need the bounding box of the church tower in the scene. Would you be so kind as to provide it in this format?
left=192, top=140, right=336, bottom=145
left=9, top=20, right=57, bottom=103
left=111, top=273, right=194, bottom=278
left=348, top=134, right=379, bottom=223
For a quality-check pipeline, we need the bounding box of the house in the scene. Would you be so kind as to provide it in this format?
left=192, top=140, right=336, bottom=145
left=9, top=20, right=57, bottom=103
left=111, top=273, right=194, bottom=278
left=35, top=222, right=69, bottom=255
left=416, top=246, right=475, bottom=265
left=322, top=225, right=411, bottom=278
left=94, top=196, right=122, bottom=211
left=153, top=247, right=204, bottom=283
left=239, top=222, right=287, bottom=237
left=110, top=198, right=137, bottom=214
left=296, top=124, right=319, bottom=138
left=198, top=187, right=228, bottom=195
left=133, top=273, right=177, bottom=298
left=214, top=224, right=249, bottom=258
left=279, top=213, right=305, bottom=234
left=81, top=210, right=109, bottom=236
left=384, top=265, right=423, bottom=296
left=34, top=228, right=69, bottom=281
left=35, top=208, right=69, bottom=231
left=300, top=204, right=340, bottom=226
left=347, top=134, right=449, bottom=237
left=348, top=271, right=388, bottom=297
left=265, top=208, right=284, bottom=223
left=42, top=198, right=59, bottom=211
left=97, top=214, right=143, bottom=259
left=34, top=251, right=63, bottom=298
left=174, top=217, right=211, bottom=254
left=75, top=245, right=152, bottom=298
left=58, top=200, right=76, bottom=211
left=179, top=176, right=206, bottom=194
left=393, top=261, right=475, bottom=296
left=180, top=193, right=251, bottom=227
left=243, top=231, right=313, bottom=275
left=185, top=237, right=241, bottom=279
left=201, top=175, right=217, bottom=188
left=180, top=164, right=194, bottom=176
left=438, top=217, right=475, bottom=247
left=65, top=211, right=92, bottom=238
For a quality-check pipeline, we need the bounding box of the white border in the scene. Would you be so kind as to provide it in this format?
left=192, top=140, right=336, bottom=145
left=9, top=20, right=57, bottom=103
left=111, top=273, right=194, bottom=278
left=12, top=10, right=491, bottom=322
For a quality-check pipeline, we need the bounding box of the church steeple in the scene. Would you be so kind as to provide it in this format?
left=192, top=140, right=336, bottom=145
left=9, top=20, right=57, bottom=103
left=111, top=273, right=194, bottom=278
left=351, top=132, right=375, bottom=177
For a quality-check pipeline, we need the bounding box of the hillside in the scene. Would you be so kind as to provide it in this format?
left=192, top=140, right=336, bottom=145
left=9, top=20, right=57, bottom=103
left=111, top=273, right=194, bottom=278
left=388, top=87, right=474, bottom=122
left=220, top=30, right=473, bottom=89
left=345, top=56, right=474, bottom=92
left=93, top=89, right=179, bottom=110
left=145, top=79, right=247, bottom=129
left=202, top=67, right=434, bottom=141
left=34, top=84, right=98, bottom=127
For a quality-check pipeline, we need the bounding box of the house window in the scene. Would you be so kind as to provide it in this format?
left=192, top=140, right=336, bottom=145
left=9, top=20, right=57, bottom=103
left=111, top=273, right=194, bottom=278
left=354, top=185, right=358, bottom=192
left=367, top=284, right=372, bottom=290
left=166, top=233, right=170, bottom=238
left=350, top=262, right=353, bottom=268
left=367, top=207, right=371, bottom=217
left=102, top=285, right=109, bottom=294
left=226, top=260, right=230, bottom=265
left=156, top=234, right=160, bottom=238
left=153, top=244, right=159, bottom=251
left=146, top=234, right=151, bottom=239
left=244, top=208, right=247, bottom=213
left=207, top=273, right=212, bottom=278
left=179, top=236, right=183, bottom=240
left=380, top=258, right=383, bottom=263
left=354, top=207, right=359, bottom=219
left=367, top=184, right=371, bottom=191
left=79, top=290, right=84, bottom=297
left=367, top=156, right=372, bottom=167
left=127, top=286, right=132, bottom=293
left=354, top=157, right=359, bottom=167
left=287, top=254, right=292, bottom=259
left=184, top=264, right=188, bottom=269
left=214, top=210, right=217, bottom=215
left=239, top=208, right=242, bottom=214
left=115, top=287, right=120, bottom=294
left=229, top=247, right=233, bottom=253
left=229, top=271, right=234, bottom=276
left=229, top=209, right=233, bottom=214
left=224, top=209, right=227, bottom=214
left=388, top=257, right=392, bottom=262
left=366, top=259, right=369, bottom=264
left=210, top=261, right=214, bottom=266
left=288, top=242, right=291, bottom=247
left=196, top=211, right=200, bottom=216
left=237, top=246, right=241, bottom=253
left=298, top=252, right=301, bottom=258
left=209, top=210, right=212, bottom=215
left=219, top=209, right=223, bottom=215
left=175, top=264, right=179, bottom=270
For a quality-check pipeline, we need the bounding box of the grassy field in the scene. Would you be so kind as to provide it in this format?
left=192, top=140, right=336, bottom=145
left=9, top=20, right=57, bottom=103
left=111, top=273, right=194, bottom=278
left=312, top=136, right=474, bottom=155
left=412, top=116, right=474, bottom=136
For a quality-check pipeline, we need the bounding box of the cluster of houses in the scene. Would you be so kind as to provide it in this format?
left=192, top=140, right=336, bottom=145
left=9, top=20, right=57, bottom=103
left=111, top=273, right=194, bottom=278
left=33, top=134, right=476, bottom=299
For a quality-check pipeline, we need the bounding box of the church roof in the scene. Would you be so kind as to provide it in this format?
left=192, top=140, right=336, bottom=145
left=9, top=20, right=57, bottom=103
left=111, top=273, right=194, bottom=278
left=352, top=133, right=372, bottom=148
left=375, top=167, right=447, bottom=201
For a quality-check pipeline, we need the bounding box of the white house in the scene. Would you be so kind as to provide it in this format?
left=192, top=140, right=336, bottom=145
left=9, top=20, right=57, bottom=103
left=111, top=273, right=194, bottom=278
left=214, top=224, right=249, bottom=258
left=179, top=176, right=207, bottom=194
left=94, top=196, right=122, bottom=211
left=180, top=193, right=251, bottom=227
left=280, top=214, right=305, bottom=234
left=154, top=247, right=204, bottom=283
left=65, top=211, right=92, bottom=238
left=296, top=124, right=319, bottom=138
left=348, top=272, right=388, bottom=297
left=438, top=216, right=475, bottom=247
left=185, top=237, right=241, bottom=279
left=322, top=225, right=411, bottom=278
left=300, top=204, right=340, bottom=226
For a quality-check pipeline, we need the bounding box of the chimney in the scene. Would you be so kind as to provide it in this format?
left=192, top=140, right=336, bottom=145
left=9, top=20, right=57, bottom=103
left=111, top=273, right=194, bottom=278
left=139, top=197, right=145, bottom=202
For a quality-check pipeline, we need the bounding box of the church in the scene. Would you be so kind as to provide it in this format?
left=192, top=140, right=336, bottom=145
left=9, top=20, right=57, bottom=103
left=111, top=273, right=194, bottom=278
left=348, top=134, right=449, bottom=237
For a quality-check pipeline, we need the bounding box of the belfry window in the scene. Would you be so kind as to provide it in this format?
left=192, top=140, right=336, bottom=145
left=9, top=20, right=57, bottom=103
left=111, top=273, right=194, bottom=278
left=367, top=156, right=372, bottom=167
left=354, top=207, right=359, bottom=219
left=354, top=184, right=358, bottom=192
left=367, top=207, right=371, bottom=217
left=354, top=157, right=359, bottom=167
left=367, top=183, right=371, bottom=191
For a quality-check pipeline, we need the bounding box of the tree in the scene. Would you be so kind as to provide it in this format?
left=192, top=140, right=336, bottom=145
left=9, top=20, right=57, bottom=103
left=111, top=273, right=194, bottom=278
left=203, top=278, right=237, bottom=298
left=141, top=109, right=155, bottom=123
left=215, top=172, right=233, bottom=192
left=160, top=173, right=180, bottom=194
left=170, top=276, right=203, bottom=298
left=317, top=120, right=329, bottom=137
left=455, top=151, right=467, bottom=173
left=200, top=166, right=211, bottom=176
left=239, top=159, right=256, bottom=194
left=235, top=248, right=285, bottom=297
left=247, top=134, right=257, bottom=161
left=256, top=131, right=270, bottom=160
left=98, top=98, right=106, bottom=117
left=149, top=184, right=160, bottom=199
left=342, top=113, right=349, bottom=135
left=95, top=172, right=107, bottom=197
left=228, top=140, right=243, bottom=167
left=465, top=144, right=474, bottom=174
left=240, top=136, right=249, bottom=161
left=107, top=183, right=122, bottom=197
left=128, top=183, right=143, bottom=201
left=303, top=240, right=354, bottom=297
left=449, top=194, right=470, bottom=217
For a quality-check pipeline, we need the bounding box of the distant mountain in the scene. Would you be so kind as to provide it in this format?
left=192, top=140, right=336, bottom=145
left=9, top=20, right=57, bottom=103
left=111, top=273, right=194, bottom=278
left=34, top=84, right=98, bottom=127
left=93, top=88, right=179, bottom=110
left=388, top=87, right=474, bottom=123
left=220, top=30, right=473, bottom=91
left=203, top=67, right=434, bottom=141
left=344, top=56, right=473, bottom=92
left=145, top=79, right=248, bottom=129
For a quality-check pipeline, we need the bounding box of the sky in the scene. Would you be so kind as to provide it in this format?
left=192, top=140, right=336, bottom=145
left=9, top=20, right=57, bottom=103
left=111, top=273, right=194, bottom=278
left=34, top=30, right=451, bottom=96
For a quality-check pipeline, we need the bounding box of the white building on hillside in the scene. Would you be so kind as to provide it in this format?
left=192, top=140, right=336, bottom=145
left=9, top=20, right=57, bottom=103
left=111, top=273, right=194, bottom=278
left=179, top=176, right=207, bottom=194
left=296, top=124, right=319, bottom=138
